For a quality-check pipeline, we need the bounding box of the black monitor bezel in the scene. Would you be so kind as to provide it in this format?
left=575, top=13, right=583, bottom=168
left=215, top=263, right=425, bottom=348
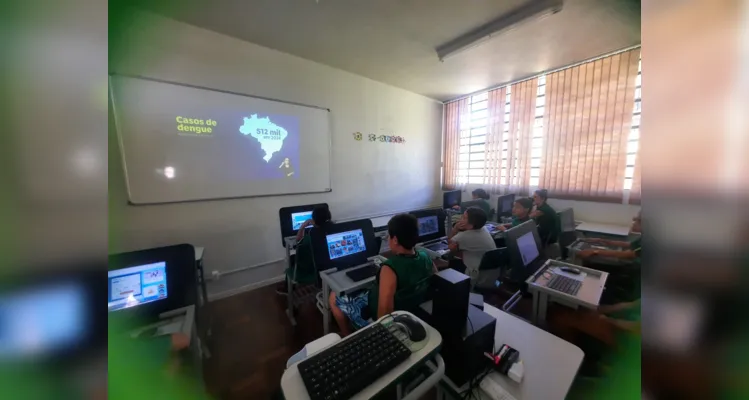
left=497, top=194, right=516, bottom=218
left=311, top=219, right=376, bottom=271
left=410, top=209, right=447, bottom=244
left=442, top=190, right=462, bottom=209
left=278, top=203, right=329, bottom=247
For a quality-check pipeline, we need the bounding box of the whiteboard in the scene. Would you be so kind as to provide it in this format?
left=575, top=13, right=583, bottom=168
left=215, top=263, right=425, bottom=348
left=109, top=75, right=332, bottom=204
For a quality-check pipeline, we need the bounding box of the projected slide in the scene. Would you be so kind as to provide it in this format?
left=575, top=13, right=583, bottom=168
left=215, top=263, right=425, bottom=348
left=110, top=75, right=332, bottom=204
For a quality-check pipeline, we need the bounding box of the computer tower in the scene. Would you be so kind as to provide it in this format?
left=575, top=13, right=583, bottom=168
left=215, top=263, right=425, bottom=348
left=431, top=269, right=470, bottom=336
left=417, top=301, right=496, bottom=387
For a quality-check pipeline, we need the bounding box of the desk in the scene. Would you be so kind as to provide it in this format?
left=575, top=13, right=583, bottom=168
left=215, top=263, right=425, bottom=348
left=318, top=262, right=377, bottom=334
left=281, top=311, right=444, bottom=400
left=439, top=304, right=584, bottom=400
left=575, top=221, right=630, bottom=238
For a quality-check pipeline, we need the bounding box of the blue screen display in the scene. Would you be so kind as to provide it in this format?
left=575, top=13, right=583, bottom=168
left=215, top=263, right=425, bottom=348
left=108, top=262, right=167, bottom=312
left=326, top=229, right=366, bottom=260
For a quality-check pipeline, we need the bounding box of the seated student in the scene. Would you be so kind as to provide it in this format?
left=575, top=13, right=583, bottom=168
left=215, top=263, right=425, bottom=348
left=577, top=211, right=642, bottom=262
left=448, top=207, right=497, bottom=282
left=498, top=197, right=534, bottom=231
left=328, top=214, right=436, bottom=337
left=530, top=189, right=558, bottom=245
left=451, top=188, right=492, bottom=222
left=276, top=205, right=332, bottom=295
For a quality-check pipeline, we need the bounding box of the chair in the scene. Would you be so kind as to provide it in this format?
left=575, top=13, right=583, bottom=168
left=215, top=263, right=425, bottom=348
left=286, top=236, right=321, bottom=326
left=394, top=275, right=433, bottom=313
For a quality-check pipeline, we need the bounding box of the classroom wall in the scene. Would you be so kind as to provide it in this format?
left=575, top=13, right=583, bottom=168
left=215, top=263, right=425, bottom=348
left=109, top=12, right=443, bottom=297
left=459, top=184, right=640, bottom=226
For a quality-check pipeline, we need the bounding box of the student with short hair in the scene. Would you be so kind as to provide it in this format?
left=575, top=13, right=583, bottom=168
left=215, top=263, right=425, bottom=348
left=448, top=207, right=497, bottom=282
left=450, top=188, right=493, bottom=219
left=329, top=214, right=436, bottom=336
left=276, top=205, right=332, bottom=295
left=498, top=197, right=534, bottom=231
left=531, top=189, right=558, bottom=244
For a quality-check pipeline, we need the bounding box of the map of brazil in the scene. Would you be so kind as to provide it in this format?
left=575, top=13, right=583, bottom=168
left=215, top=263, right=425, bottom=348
left=239, top=114, right=288, bottom=162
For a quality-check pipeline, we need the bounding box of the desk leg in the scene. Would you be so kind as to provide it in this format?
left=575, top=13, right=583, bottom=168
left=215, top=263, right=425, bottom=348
left=538, top=292, right=549, bottom=327
left=285, top=246, right=297, bottom=327
left=531, top=291, right=539, bottom=326
left=322, top=280, right=331, bottom=335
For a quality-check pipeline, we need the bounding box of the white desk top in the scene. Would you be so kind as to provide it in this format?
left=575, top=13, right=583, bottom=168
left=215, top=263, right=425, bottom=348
left=320, top=263, right=377, bottom=295
left=442, top=304, right=584, bottom=400
left=281, top=311, right=442, bottom=400
left=575, top=221, right=630, bottom=237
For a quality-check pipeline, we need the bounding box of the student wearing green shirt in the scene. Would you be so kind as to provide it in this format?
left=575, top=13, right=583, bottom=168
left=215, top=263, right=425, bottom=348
left=329, top=214, right=437, bottom=336
left=530, top=189, right=558, bottom=245
left=276, top=205, right=332, bottom=295
left=577, top=211, right=642, bottom=261
left=450, top=188, right=492, bottom=219
left=498, top=197, right=534, bottom=231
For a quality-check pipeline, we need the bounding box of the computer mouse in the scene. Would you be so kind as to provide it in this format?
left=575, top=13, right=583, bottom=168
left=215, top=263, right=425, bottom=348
left=560, top=267, right=581, bottom=274
left=392, top=315, right=427, bottom=342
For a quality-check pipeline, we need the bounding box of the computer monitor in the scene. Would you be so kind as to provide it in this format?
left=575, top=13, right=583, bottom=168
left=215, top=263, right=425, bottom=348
left=108, top=261, right=168, bottom=312
left=291, top=210, right=314, bottom=231
left=442, top=190, right=462, bottom=209
left=411, top=209, right=447, bottom=243
left=504, top=220, right=546, bottom=283
left=497, top=194, right=516, bottom=218
left=279, top=203, right=329, bottom=247
left=310, top=219, right=375, bottom=270
left=558, top=208, right=576, bottom=232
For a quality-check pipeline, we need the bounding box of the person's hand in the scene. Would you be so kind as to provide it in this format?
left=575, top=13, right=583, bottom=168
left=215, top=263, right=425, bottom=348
left=170, top=333, right=190, bottom=351
left=300, top=219, right=313, bottom=229
left=498, top=224, right=507, bottom=232
left=451, top=205, right=461, bottom=210
left=454, top=220, right=468, bottom=231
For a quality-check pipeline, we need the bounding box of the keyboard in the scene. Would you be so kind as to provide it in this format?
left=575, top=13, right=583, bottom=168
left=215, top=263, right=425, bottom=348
left=298, top=323, right=411, bottom=400
left=425, top=240, right=449, bottom=252
left=547, top=274, right=582, bottom=296
left=345, top=265, right=378, bottom=282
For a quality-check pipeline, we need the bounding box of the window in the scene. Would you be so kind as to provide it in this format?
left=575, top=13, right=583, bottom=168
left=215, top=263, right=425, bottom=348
left=624, top=58, right=641, bottom=190
left=456, top=87, right=511, bottom=184
left=530, top=75, right=546, bottom=186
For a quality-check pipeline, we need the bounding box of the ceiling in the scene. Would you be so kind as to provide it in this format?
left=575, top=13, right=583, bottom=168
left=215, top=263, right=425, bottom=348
left=144, top=0, right=640, bottom=101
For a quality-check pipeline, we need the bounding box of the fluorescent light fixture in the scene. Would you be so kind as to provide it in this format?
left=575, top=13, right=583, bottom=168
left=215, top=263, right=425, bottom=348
left=436, top=0, right=564, bottom=62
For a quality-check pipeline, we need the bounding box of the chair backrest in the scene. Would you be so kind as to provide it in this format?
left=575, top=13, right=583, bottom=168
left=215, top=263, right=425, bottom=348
left=477, top=248, right=507, bottom=271
left=293, top=237, right=319, bottom=284
left=394, top=275, right=433, bottom=313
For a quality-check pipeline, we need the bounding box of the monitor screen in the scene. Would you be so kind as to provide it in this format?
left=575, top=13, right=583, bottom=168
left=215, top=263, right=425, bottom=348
left=326, top=229, right=366, bottom=260
left=291, top=211, right=313, bottom=230
left=108, top=262, right=167, bottom=312
left=443, top=190, right=461, bottom=208
left=418, top=215, right=439, bottom=237
left=516, top=231, right=540, bottom=267
left=501, top=198, right=513, bottom=213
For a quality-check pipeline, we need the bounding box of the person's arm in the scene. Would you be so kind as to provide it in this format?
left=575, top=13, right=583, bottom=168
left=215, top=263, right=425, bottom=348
left=431, top=260, right=439, bottom=274
left=586, top=238, right=631, bottom=248
left=295, top=220, right=312, bottom=242
left=598, top=299, right=640, bottom=314
left=448, top=231, right=463, bottom=253
left=377, top=266, right=398, bottom=318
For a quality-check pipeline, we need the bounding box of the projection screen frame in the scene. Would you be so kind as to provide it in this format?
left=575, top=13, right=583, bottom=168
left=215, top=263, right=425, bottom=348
left=109, top=74, right=333, bottom=205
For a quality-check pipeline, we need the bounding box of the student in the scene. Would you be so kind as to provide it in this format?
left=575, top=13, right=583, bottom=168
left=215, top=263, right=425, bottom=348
left=328, top=214, right=436, bottom=337
left=448, top=207, right=497, bottom=282
left=577, top=211, right=642, bottom=261
left=276, top=205, right=332, bottom=295
left=498, top=197, right=534, bottom=231
left=451, top=188, right=492, bottom=218
left=530, top=189, right=558, bottom=245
